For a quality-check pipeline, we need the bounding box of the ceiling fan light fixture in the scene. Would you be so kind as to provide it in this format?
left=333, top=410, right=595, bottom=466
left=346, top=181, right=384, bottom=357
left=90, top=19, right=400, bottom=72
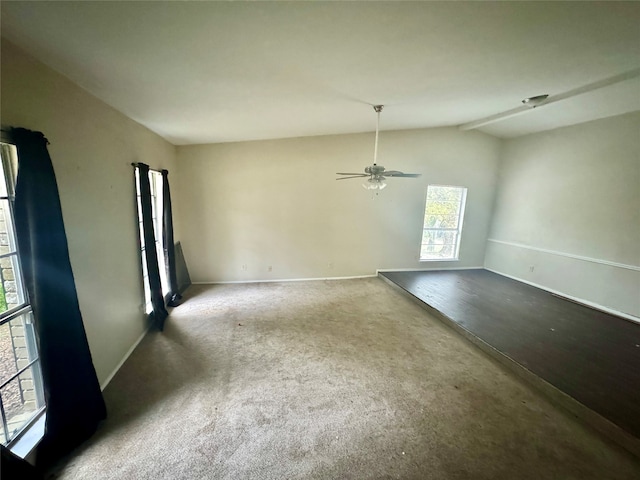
left=362, top=177, right=387, bottom=190
left=521, top=94, right=549, bottom=108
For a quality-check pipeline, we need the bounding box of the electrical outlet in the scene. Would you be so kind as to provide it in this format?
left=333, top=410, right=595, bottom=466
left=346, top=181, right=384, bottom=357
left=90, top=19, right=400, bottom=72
left=242, top=264, right=247, bottom=271
left=327, top=262, right=333, bottom=269
left=268, top=266, right=272, bottom=272
left=529, top=265, right=535, bottom=272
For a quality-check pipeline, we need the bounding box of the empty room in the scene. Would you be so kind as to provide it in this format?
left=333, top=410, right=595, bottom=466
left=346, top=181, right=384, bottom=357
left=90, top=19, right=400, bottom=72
left=0, top=2, right=639, bottom=479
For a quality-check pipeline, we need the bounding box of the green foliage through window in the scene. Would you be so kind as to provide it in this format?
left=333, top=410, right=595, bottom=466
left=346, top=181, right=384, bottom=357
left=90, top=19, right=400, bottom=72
left=421, top=185, right=467, bottom=260
left=0, top=285, right=6, bottom=313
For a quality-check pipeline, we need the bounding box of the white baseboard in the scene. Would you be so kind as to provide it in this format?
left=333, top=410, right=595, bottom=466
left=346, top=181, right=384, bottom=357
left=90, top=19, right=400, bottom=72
left=192, top=268, right=485, bottom=285
left=485, top=267, right=640, bottom=325
left=377, top=266, right=484, bottom=273
left=192, top=274, right=377, bottom=285
left=100, top=322, right=152, bottom=391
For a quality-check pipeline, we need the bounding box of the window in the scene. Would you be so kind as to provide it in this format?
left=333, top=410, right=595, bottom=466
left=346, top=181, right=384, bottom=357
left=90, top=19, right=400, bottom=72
left=135, top=169, right=169, bottom=313
left=420, top=185, right=467, bottom=261
left=0, top=142, right=45, bottom=446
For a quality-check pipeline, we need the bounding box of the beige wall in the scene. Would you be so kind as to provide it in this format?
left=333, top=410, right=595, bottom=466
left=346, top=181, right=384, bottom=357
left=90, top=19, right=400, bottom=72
left=175, top=128, right=500, bottom=282
left=485, top=112, right=640, bottom=318
left=1, top=40, right=179, bottom=386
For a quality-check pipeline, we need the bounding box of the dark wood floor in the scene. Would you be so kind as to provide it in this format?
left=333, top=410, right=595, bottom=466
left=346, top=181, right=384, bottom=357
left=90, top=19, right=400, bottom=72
left=380, top=269, right=640, bottom=443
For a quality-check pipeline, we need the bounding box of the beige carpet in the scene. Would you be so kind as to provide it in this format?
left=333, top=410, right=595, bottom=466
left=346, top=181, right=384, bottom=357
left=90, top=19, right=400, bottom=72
left=48, top=278, right=640, bottom=479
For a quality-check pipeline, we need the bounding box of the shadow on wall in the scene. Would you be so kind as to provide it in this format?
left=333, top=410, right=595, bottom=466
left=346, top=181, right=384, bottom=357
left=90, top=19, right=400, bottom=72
left=175, top=241, right=191, bottom=293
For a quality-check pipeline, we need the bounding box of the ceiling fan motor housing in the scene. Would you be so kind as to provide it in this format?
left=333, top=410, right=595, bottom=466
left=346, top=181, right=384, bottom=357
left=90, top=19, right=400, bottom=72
left=365, top=164, right=385, bottom=175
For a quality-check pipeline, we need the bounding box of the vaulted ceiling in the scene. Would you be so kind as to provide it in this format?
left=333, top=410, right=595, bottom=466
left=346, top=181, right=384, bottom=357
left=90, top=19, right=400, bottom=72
left=2, top=1, right=639, bottom=145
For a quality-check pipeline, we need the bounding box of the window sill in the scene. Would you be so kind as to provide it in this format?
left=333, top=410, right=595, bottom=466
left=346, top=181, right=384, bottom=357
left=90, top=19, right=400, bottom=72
left=9, top=413, right=45, bottom=462
left=419, top=258, right=460, bottom=262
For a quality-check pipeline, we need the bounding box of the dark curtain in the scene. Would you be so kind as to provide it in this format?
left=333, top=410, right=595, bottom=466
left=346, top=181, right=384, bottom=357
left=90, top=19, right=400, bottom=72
left=161, top=169, right=182, bottom=306
left=11, top=128, right=106, bottom=467
left=1, top=444, right=42, bottom=480
left=136, top=163, right=168, bottom=330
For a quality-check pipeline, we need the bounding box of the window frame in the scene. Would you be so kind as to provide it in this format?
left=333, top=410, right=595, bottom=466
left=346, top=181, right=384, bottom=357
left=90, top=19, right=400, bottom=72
left=419, top=184, right=468, bottom=262
left=135, top=168, right=169, bottom=314
left=0, top=141, right=46, bottom=448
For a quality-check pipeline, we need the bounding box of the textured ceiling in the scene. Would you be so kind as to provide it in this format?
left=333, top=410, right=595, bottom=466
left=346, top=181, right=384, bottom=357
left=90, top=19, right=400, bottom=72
left=2, top=1, right=639, bottom=145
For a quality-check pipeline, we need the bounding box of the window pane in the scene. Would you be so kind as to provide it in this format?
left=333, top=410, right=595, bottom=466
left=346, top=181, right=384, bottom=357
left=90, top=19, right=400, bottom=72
left=421, top=245, right=458, bottom=260
left=134, top=168, right=140, bottom=191
left=141, top=256, right=149, bottom=278
left=439, top=213, right=460, bottom=229
left=138, top=221, right=145, bottom=248
left=0, top=312, right=38, bottom=385
left=143, top=279, right=151, bottom=303
left=422, top=229, right=457, bottom=245
left=0, top=319, right=19, bottom=384
left=425, top=203, right=462, bottom=226
left=148, top=171, right=156, bottom=196
left=0, top=254, right=26, bottom=311
left=0, top=200, right=18, bottom=255
left=424, top=213, right=461, bottom=229
left=0, top=276, right=7, bottom=315
left=427, top=185, right=462, bottom=203
left=136, top=198, right=143, bottom=225
left=0, top=143, right=17, bottom=199
left=0, top=412, right=5, bottom=445
left=0, top=365, right=43, bottom=443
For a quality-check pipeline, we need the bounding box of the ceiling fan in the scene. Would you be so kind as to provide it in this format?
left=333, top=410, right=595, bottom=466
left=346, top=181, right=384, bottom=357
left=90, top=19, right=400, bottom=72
left=336, top=105, right=421, bottom=190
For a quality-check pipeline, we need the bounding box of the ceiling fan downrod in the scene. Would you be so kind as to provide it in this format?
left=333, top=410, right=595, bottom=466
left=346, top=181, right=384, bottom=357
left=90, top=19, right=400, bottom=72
left=373, top=105, right=383, bottom=166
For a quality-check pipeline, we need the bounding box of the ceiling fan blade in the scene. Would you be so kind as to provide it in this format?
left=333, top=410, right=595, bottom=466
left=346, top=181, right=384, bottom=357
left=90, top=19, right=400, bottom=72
left=336, top=175, right=368, bottom=180
left=384, top=171, right=421, bottom=178
left=336, top=172, right=367, bottom=176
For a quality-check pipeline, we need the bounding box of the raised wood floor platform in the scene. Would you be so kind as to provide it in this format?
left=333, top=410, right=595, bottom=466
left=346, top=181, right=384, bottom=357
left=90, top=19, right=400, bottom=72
left=380, top=269, right=640, bottom=457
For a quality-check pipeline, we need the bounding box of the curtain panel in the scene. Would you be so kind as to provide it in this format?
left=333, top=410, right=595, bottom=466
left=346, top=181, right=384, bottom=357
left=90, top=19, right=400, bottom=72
left=161, top=170, right=182, bottom=307
left=11, top=128, right=106, bottom=467
left=1, top=444, right=42, bottom=479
